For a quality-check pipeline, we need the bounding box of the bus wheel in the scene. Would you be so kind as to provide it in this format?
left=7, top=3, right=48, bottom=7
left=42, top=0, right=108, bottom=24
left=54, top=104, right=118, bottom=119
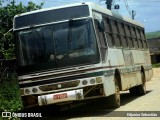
left=107, top=79, right=120, bottom=108
left=137, top=72, right=146, bottom=95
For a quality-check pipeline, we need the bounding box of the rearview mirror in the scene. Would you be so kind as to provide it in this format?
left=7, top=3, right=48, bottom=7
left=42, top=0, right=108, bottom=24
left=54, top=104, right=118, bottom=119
left=98, top=20, right=105, bottom=32
left=93, top=12, right=105, bottom=32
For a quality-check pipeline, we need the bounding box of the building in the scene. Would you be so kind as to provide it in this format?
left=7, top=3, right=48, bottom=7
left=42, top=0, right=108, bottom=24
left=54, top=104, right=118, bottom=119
left=147, top=37, right=160, bottom=64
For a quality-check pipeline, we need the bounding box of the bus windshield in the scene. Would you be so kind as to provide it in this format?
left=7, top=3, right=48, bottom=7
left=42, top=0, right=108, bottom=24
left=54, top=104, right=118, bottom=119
left=16, top=18, right=99, bottom=74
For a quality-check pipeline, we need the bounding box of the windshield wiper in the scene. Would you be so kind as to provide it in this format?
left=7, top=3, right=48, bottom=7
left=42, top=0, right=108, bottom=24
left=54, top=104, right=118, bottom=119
left=68, top=19, right=73, bottom=50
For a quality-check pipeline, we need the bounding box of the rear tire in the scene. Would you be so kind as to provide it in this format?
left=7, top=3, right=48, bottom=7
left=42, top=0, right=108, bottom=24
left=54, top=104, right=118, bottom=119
left=137, top=72, right=146, bottom=95
left=129, top=72, right=146, bottom=96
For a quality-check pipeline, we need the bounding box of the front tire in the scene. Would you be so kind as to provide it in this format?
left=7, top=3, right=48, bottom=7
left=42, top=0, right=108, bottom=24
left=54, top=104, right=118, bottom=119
left=106, top=78, right=120, bottom=108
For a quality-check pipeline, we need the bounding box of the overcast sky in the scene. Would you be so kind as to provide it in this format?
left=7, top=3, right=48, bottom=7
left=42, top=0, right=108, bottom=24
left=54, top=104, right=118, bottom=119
left=4, top=0, right=160, bottom=32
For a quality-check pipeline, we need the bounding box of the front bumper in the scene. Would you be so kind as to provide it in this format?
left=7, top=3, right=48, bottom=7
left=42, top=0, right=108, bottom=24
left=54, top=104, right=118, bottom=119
left=38, top=89, right=83, bottom=106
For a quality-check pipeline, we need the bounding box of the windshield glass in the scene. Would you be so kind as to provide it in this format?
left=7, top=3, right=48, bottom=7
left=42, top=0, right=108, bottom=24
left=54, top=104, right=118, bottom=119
left=16, top=18, right=99, bottom=74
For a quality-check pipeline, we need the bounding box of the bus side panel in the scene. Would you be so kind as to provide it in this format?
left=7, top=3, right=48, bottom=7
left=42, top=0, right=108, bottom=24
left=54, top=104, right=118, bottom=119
left=129, top=72, right=139, bottom=87
left=144, top=51, right=153, bottom=82
left=116, top=49, right=125, bottom=66
left=132, top=50, right=138, bottom=64
left=148, top=69, right=153, bottom=81
left=121, top=70, right=143, bottom=91
left=121, top=49, right=136, bottom=90
left=144, top=51, right=152, bottom=65
left=106, top=48, right=120, bottom=66
left=145, top=69, right=153, bottom=82
left=103, top=75, right=115, bottom=96
left=121, top=73, right=138, bottom=90
left=136, top=70, right=143, bottom=85
left=136, top=50, right=145, bottom=64
left=103, top=48, right=125, bottom=96
left=120, top=73, right=131, bottom=90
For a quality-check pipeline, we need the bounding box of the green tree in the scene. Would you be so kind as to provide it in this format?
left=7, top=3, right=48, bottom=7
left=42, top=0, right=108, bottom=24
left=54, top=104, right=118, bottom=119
left=0, top=0, right=44, bottom=59
left=0, top=0, right=44, bottom=115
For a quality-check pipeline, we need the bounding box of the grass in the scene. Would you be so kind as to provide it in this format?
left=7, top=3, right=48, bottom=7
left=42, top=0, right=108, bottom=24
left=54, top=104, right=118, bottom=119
left=0, top=72, right=23, bottom=119
left=152, top=63, right=160, bottom=68
left=146, top=31, right=160, bottom=39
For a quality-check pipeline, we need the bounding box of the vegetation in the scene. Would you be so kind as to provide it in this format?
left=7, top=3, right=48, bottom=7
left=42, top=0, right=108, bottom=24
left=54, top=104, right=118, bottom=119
left=0, top=0, right=43, bottom=119
left=146, top=30, right=160, bottom=39
left=0, top=0, right=44, bottom=59
left=0, top=72, right=23, bottom=112
left=152, top=63, right=160, bottom=68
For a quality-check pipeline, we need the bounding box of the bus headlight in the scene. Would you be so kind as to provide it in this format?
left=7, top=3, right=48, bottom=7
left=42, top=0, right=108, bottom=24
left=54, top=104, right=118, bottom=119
left=32, top=88, right=38, bottom=93
left=96, top=77, right=102, bottom=83
left=25, top=89, right=30, bottom=94
left=20, top=89, right=24, bottom=95
left=82, top=80, right=88, bottom=85
left=90, top=79, right=96, bottom=84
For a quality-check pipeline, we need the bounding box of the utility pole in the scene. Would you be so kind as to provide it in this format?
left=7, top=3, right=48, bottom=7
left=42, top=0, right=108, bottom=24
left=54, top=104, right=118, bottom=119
left=12, top=0, right=15, bottom=6
left=132, top=10, right=136, bottom=20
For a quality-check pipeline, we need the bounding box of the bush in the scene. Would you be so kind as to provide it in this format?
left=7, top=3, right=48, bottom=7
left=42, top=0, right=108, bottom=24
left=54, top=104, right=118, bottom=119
left=0, top=72, right=23, bottom=113
left=152, top=63, right=160, bottom=68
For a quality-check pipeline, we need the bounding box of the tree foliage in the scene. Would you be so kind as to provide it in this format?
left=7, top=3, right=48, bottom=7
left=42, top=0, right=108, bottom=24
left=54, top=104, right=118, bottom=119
left=0, top=0, right=44, bottom=59
left=0, top=0, right=44, bottom=114
left=146, top=30, right=160, bottom=39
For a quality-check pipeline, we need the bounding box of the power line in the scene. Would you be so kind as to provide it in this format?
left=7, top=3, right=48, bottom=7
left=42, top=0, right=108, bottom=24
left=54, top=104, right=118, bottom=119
left=123, top=0, right=136, bottom=20
left=124, top=0, right=132, bottom=15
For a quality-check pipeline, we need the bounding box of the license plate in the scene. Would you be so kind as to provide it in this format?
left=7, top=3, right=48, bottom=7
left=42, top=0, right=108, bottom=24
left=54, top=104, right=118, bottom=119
left=53, top=93, right=68, bottom=100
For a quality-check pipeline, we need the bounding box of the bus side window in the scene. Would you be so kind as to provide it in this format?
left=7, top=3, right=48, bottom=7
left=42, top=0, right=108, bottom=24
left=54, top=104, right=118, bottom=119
left=131, top=26, right=135, bottom=49
left=140, top=29, right=145, bottom=40
left=140, top=29, right=147, bottom=49
left=129, top=26, right=134, bottom=48
left=136, top=28, right=143, bottom=49
left=119, top=22, right=127, bottom=48
left=125, top=24, right=134, bottom=48
left=111, top=19, right=121, bottom=47
left=105, top=17, right=111, bottom=32
left=104, top=17, right=114, bottom=47
left=139, top=29, right=143, bottom=49
left=94, top=19, right=107, bottom=61
left=131, top=26, right=138, bottom=49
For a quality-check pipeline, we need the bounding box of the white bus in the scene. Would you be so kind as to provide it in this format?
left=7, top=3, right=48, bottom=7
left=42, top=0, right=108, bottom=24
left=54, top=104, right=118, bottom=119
left=14, top=2, right=153, bottom=109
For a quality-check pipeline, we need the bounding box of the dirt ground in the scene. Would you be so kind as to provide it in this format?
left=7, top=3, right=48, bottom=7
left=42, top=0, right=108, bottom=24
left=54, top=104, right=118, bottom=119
left=153, top=68, right=160, bottom=77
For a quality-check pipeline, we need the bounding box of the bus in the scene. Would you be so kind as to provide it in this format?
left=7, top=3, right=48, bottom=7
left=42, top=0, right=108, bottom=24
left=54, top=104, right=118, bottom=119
left=13, top=2, right=153, bottom=109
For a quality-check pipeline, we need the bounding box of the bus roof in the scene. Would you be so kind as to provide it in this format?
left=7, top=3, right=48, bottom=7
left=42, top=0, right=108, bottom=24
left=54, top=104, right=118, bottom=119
left=14, top=2, right=144, bottom=28
left=88, top=2, right=144, bottom=28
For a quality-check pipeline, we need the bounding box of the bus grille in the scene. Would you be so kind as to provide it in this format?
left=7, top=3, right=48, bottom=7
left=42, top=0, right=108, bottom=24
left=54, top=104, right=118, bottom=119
left=39, top=80, right=80, bottom=91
